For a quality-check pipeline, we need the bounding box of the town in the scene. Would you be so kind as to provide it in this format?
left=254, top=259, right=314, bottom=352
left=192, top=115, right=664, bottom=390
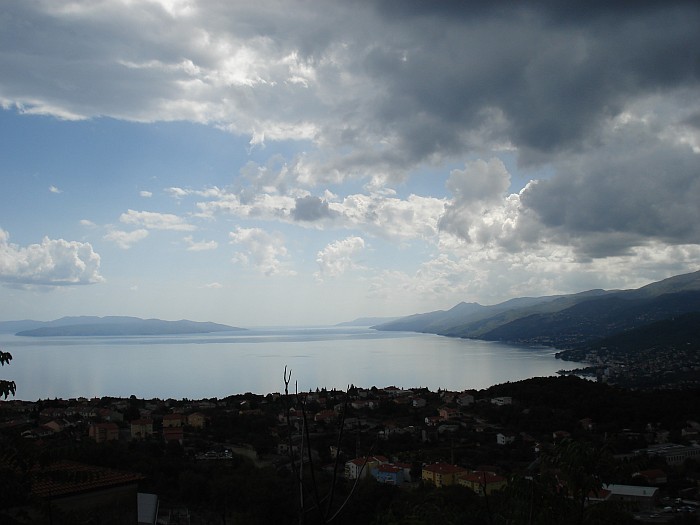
left=1, top=375, right=699, bottom=524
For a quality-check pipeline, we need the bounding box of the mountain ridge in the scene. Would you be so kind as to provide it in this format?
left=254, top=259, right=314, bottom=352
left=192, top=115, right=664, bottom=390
left=373, top=270, right=700, bottom=349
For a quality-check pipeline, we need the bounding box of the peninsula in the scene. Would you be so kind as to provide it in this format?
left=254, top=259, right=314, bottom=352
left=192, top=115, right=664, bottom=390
left=8, top=316, right=244, bottom=337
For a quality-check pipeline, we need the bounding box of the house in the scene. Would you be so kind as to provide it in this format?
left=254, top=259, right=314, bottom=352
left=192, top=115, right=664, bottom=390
left=496, top=432, right=516, bottom=446
left=345, top=456, right=388, bottom=480
left=314, top=410, right=337, bottom=423
left=22, top=460, right=144, bottom=524
left=187, top=412, right=208, bottom=428
left=89, top=422, right=120, bottom=443
left=162, top=426, right=184, bottom=444
left=633, top=469, right=668, bottom=485
left=491, top=396, right=512, bottom=406
left=162, top=413, right=184, bottom=428
left=459, top=471, right=507, bottom=496
left=456, top=393, right=475, bottom=407
left=372, top=463, right=405, bottom=485
left=553, top=430, right=571, bottom=441
left=98, top=408, right=124, bottom=422
left=395, top=462, right=413, bottom=482
left=644, top=443, right=700, bottom=466
left=131, top=419, right=154, bottom=440
left=277, top=442, right=300, bottom=457
left=603, top=484, right=659, bottom=510
left=422, top=463, right=468, bottom=488
left=42, top=420, right=65, bottom=433
left=439, top=407, right=459, bottom=420
left=425, top=416, right=442, bottom=427
left=579, top=418, right=594, bottom=431
left=412, top=398, right=427, bottom=408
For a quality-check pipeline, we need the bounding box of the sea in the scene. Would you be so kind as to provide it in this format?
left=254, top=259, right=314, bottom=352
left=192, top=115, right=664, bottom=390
left=0, top=326, right=584, bottom=401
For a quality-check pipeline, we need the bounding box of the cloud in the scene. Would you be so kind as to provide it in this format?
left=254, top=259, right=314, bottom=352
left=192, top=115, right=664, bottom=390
left=204, top=282, right=223, bottom=289
left=103, top=229, right=149, bottom=249
left=2, top=0, right=698, bottom=311
left=439, top=158, right=514, bottom=244
left=166, top=187, right=190, bottom=199
left=315, top=236, right=365, bottom=279
left=190, top=163, right=445, bottom=242
left=139, top=190, right=153, bottom=198
left=49, top=185, right=62, bottom=194
left=3, top=2, right=697, bottom=185
left=229, top=227, right=295, bottom=276
left=519, top=116, right=700, bottom=258
left=80, top=219, right=97, bottom=228
left=0, top=228, right=103, bottom=286
left=292, top=195, right=334, bottom=222
left=183, top=235, right=218, bottom=251
left=120, top=209, right=196, bottom=231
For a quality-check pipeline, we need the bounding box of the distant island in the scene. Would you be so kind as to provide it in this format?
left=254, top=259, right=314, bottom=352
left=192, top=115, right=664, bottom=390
left=3, top=316, right=244, bottom=337
left=335, top=316, right=400, bottom=327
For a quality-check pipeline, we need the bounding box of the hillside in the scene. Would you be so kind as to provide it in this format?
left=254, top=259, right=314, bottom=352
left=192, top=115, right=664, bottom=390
left=559, top=312, right=700, bottom=362
left=373, top=270, right=700, bottom=349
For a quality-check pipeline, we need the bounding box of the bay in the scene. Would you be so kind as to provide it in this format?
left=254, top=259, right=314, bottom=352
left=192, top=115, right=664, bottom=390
left=0, top=327, right=583, bottom=401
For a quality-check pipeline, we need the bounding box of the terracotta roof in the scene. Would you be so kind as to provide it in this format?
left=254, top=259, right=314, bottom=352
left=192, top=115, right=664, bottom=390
left=636, top=468, right=667, bottom=479
left=423, top=463, right=468, bottom=475
left=377, top=464, right=403, bottom=473
left=349, top=455, right=388, bottom=466
left=92, top=422, right=118, bottom=430
left=460, top=471, right=506, bottom=484
left=31, top=461, right=144, bottom=499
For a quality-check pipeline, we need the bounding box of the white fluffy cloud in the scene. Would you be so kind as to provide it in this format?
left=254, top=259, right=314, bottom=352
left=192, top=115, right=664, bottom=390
left=229, top=227, right=295, bottom=276
left=120, top=209, right=196, bottom=231
left=103, top=229, right=149, bottom=249
left=184, top=235, right=218, bottom=251
left=0, top=228, right=103, bottom=286
left=315, top=236, right=365, bottom=279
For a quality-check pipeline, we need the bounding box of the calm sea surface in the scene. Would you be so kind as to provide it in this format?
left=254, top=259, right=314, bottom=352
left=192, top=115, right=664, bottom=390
left=0, top=327, right=583, bottom=401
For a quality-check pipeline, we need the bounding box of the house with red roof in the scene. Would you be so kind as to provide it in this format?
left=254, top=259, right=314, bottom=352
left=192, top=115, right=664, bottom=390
left=459, top=470, right=507, bottom=496
left=16, top=460, right=145, bottom=523
left=345, top=456, right=388, bottom=480
left=162, top=413, right=184, bottom=428
left=130, top=418, right=153, bottom=440
left=163, top=426, right=184, bottom=444
left=89, top=422, right=119, bottom=443
left=422, top=463, right=468, bottom=487
left=187, top=411, right=208, bottom=428
left=372, top=463, right=405, bottom=485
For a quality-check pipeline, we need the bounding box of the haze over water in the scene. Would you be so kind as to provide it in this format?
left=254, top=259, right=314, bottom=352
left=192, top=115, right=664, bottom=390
left=2, top=327, right=582, bottom=401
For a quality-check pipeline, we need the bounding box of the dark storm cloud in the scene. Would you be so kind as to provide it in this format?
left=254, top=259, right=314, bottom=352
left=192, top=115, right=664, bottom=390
left=520, top=134, right=700, bottom=256
left=360, top=0, right=700, bottom=163
left=292, top=196, right=335, bottom=222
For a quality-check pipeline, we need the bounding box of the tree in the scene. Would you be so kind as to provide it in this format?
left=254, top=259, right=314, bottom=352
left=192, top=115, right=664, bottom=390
left=0, top=350, right=16, bottom=399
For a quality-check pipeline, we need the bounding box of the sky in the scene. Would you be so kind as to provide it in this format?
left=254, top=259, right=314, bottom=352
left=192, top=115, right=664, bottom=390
left=1, top=0, right=699, bottom=327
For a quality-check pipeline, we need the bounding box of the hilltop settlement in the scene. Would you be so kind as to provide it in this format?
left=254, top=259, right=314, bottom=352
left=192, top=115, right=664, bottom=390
left=1, top=376, right=700, bottom=524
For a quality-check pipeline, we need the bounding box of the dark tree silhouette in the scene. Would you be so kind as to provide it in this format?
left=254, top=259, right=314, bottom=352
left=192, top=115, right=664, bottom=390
left=0, top=350, right=15, bottom=399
